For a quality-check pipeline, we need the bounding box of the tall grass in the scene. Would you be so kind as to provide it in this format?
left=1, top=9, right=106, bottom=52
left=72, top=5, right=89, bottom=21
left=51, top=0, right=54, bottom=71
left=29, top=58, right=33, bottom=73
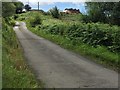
left=37, top=22, right=120, bottom=53
left=28, top=14, right=42, bottom=27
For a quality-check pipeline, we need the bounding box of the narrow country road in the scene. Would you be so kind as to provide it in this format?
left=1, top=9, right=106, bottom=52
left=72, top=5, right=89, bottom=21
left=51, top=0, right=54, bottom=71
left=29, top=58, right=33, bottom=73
left=13, top=22, right=118, bottom=88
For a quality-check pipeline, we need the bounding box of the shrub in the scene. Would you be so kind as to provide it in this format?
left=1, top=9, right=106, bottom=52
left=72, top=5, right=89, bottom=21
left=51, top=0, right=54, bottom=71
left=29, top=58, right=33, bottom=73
left=18, top=17, right=26, bottom=21
left=28, top=14, right=42, bottom=27
left=4, top=17, right=15, bottom=26
left=81, top=15, right=91, bottom=23
left=40, top=22, right=120, bottom=53
left=13, top=14, right=18, bottom=20
left=49, top=6, right=60, bottom=19
left=10, top=20, right=16, bottom=26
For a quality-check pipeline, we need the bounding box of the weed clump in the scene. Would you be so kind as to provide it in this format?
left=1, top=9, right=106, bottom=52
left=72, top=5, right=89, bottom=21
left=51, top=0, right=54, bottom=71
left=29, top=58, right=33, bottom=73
left=28, top=14, right=42, bottom=27
left=49, top=6, right=60, bottom=19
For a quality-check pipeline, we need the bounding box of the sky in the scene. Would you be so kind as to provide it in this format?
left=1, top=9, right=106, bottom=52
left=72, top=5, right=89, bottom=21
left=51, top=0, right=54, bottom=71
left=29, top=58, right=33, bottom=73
left=18, top=0, right=87, bottom=14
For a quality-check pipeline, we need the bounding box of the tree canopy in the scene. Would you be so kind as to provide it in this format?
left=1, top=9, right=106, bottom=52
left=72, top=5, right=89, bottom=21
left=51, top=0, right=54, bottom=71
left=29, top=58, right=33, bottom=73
left=49, top=6, right=60, bottom=18
left=2, top=2, right=16, bottom=17
left=85, top=2, right=120, bottom=26
left=24, top=4, right=31, bottom=11
left=2, top=2, right=24, bottom=17
left=13, top=2, right=24, bottom=8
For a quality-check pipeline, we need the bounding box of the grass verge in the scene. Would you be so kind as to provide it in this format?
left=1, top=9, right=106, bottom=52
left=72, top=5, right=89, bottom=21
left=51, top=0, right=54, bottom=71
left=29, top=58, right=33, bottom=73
left=2, top=18, right=43, bottom=88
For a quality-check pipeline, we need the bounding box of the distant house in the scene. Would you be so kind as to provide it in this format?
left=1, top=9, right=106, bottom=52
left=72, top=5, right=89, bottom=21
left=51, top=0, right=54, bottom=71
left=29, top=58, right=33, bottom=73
left=63, top=8, right=80, bottom=14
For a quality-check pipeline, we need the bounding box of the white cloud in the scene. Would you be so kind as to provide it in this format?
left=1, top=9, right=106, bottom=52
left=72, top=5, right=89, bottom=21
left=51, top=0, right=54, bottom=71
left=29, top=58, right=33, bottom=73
left=18, top=0, right=55, bottom=6
left=30, top=2, right=55, bottom=6
left=18, top=0, right=87, bottom=3
left=18, top=0, right=87, bottom=7
left=39, top=2, right=55, bottom=5
left=72, top=2, right=85, bottom=7
left=60, top=0, right=87, bottom=2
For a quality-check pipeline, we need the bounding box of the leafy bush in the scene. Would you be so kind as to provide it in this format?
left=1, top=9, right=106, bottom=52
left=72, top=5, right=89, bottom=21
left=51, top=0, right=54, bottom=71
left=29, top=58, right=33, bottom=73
left=45, top=24, right=65, bottom=35
left=4, top=17, right=15, bottom=27
left=39, top=22, right=120, bottom=53
left=2, top=18, right=18, bottom=51
left=13, top=14, right=18, bottom=20
left=49, top=6, right=60, bottom=18
left=2, top=2, right=16, bottom=17
left=10, top=20, right=16, bottom=26
left=81, top=14, right=91, bottom=23
left=17, top=17, right=26, bottom=21
left=28, top=14, right=42, bottom=27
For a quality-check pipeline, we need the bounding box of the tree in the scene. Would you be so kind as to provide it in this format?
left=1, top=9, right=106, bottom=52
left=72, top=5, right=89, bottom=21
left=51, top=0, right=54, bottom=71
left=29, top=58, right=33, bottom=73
left=49, top=6, right=60, bottom=18
left=111, top=2, right=120, bottom=25
left=13, top=2, right=24, bottom=14
left=2, top=2, right=24, bottom=17
left=13, top=2, right=24, bottom=8
left=85, top=2, right=120, bottom=25
left=85, top=2, right=107, bottom=23
left=24, top=4, right=31, bottom=11
left=2, top=2, right=16, bottom=17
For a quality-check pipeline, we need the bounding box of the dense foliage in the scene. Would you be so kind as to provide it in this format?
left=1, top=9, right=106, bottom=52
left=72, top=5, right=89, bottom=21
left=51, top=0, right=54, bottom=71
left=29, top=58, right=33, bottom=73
left=23, top=11, right=120, bottom=54
left=27, top=13, right=42, bottom=27
left=49, top=6, right=60, bottom=18
left=2, top=2, right=25, bottom=17
left=2, top=2, right=16, bottom=17
left=14, top=2, right=24, bottom=9
left=24, top=4, right=31, bottom=11
left=84, top=2, right=120, bottom=26
left=37, top=23, right=120, bottom=53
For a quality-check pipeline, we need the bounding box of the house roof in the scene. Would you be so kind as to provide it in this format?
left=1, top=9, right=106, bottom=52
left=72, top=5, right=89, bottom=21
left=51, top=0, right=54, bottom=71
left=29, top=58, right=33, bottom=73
left=64, top=8, right=80, bottom=13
